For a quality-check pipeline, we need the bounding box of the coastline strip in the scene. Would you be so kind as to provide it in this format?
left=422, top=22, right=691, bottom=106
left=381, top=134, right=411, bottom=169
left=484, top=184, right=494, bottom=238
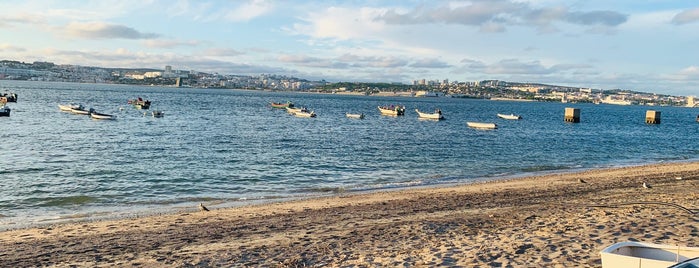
left=1, top=161, right=698, bottom=267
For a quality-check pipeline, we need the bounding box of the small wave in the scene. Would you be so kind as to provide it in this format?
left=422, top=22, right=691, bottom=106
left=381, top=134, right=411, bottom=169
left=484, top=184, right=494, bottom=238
left=520, top=165, right=573, bottom=173
left=34, top=195, right=100, bottom=207
left=301, top=186, right=347, bottom=193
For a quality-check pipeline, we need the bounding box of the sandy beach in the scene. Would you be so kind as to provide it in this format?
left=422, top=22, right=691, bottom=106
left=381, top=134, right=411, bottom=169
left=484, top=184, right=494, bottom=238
left=1, top=162, right=698, bottom=267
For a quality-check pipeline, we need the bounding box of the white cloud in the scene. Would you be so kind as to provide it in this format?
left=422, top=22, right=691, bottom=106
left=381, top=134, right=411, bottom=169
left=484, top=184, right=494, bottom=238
left=143, top=39, right=201, bottom=49
left=672, top=7, right=699, bottom=25
left=225, top=0, right=275, bottom=22
left=199, top=48, right=245, bottom=57
left=63, top=22, right=159, bottom=39
left=0, top=44, right=27, bottom=52
left=373, top=1, right=627, bottom=32
left=289, top=7, right=386, bottom=41
left=409, top=58, right=451, bottom=68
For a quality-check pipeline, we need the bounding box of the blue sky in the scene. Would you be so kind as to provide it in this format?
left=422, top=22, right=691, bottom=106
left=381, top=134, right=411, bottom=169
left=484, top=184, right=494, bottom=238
left=1, top=0, right=698, bottom=96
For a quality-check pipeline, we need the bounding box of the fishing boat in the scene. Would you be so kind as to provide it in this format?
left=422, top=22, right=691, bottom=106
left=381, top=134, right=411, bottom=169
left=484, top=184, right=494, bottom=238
left=497, top=113, right=522, bottom=120
left=0, top=92, right=17, bottom=103
left=415, top=109, right=444, bottom=120
left=58, top=103, right=84, bottom=112
left=270, top=101, right=294, bottom=109
left=293, top=109, right=316, bottom=118
left=90, top=111, right=117, bottom=120
left=601, top=241, right=699, bottom=268
left=69, top=106, right=93, bottom=115
left=285, top=107, right=304, bottom=115
left=128, top=98, right=151, bottom=109
left=346, top=113, right=365, bottom=119
left=466, top=121, right=497, bottom=129
left=378, top=105, right=405, bottom=116
left=0, top=105, right=10, bottom=117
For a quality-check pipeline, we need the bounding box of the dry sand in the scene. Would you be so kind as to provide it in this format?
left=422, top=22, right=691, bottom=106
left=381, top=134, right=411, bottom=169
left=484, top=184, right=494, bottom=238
left=1, top=162, right=698, bottom=267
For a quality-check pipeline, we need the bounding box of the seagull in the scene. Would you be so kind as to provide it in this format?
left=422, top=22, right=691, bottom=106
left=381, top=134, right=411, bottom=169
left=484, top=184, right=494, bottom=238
left=675, top=176, right=683, bottom=180
left=578, top=178, right=587, bottom=183
left=643, top=182, right=651, bottom=189
left=199, top=203, right=210, bottom=212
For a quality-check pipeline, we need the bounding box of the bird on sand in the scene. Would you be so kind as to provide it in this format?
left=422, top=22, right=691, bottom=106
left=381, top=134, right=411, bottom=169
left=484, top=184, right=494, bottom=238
left=578, top=178, right=587, bottom=183
left=675, top=176, right=683, bottom=180
left=642, top=182, right=651, bottom=189
left=199, top=203, right=210, bottom=211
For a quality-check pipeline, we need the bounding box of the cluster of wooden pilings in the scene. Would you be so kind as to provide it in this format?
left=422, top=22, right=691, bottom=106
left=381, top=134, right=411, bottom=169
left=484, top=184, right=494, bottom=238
left=564, top=108, right=675, bottom=124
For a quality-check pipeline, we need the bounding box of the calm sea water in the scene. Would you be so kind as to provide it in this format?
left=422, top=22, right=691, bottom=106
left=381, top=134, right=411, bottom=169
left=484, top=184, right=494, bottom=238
left=1, top=80, right=698, bottom=228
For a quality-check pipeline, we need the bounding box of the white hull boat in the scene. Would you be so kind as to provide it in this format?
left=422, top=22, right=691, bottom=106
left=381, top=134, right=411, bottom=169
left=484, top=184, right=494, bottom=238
left=286, top=107, right=304, bottom=115
left=415, top=109, right=444, bottom=120
left=497, top=113, right=522, bottom=120
left=378, top=105, right=405, bottom=116
left=466, top=121, right=497, bottom=129
left=601, top=241, right=699, bottom=268
left=70, top=107, right=93, bottom=115
left=59, top=103, right=84, bottom=112
left=293, top=110, right=316, bottom=118
left=90, top=112, right=117, bottom=120
left=346, top=113, right=364, bottom=119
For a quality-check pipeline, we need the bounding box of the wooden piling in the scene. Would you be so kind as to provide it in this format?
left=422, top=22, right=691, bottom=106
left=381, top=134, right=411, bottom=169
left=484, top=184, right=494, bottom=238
left=564, top=108, right=580, bottom=123
left=645, top=110, right=660, bottom=124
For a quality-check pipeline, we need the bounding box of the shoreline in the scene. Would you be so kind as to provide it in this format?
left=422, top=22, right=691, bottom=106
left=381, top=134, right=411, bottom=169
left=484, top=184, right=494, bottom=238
left=1, top=161, right=698, bottom=267
left=1, top=159, right=679, bottom=231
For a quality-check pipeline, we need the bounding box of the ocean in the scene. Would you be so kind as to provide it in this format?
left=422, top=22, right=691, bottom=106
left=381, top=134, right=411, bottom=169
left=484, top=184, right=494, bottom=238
left=1, top=80, right=698, bottom=229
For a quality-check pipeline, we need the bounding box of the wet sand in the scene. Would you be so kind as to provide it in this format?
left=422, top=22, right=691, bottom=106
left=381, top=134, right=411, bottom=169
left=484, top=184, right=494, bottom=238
left=1, top=162, right=698, bottom=267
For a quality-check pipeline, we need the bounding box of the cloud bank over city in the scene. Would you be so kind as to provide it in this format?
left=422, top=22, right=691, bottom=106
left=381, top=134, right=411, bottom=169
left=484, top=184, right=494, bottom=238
left=1, top=0, right=698, bottom=95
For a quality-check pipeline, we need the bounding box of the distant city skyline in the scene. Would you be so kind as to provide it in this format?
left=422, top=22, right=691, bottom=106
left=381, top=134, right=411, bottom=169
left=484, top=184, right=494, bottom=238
left=1, top=1, right=699, bottom=96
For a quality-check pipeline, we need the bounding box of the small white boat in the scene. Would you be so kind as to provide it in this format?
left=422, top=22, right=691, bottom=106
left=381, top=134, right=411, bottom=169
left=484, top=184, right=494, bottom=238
left=58, top=103, right=84, bottom=112
left=286, top=107, right=304, bottom=115
left=346, top=113, right=364, bottom=119
left=293, top=110, right=316, bottom=118
left=601, top=242, right=699, bottom=268
left=0, top=105, right=10, bottom=117
left=378, top=105, right=405, bottom=116
left=497, top=113, right=522, bottom=120
left=415, top=109, right=444, bottom=120
left=90, top=111, right=117, bottom=120
left=466, top=121, right=497, bottom=129
left=69, top=106, right=92, bottom=115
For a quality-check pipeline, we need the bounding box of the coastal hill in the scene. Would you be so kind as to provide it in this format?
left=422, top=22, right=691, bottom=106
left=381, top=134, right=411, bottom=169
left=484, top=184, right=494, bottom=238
left=0, top=59, right=694, bottom=107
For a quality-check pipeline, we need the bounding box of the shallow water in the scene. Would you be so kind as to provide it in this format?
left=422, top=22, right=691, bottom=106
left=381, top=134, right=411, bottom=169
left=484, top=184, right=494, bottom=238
left=1, top=80, right=698, bottom=228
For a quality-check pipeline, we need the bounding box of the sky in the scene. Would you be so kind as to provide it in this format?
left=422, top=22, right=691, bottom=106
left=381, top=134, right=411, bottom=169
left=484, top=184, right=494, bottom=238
left=1, top=0, right=698, bottom=96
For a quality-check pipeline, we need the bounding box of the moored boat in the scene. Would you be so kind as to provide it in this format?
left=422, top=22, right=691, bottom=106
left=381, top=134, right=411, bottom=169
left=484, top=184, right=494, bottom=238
left=378, top=105, right=405, bottom=116
left=128, top=98, right=151, bottom=109
left=90, top=111, right=117, bottom=120
left=601, top=241, right=699, bottom=268
left=466, top=121, right=497, bottom=129
left=346, top=113, right=364, bottom=119
left=497, top=113, right=522, bottom=120
left=415, top=109, right=444, bottom=120
left=270, top=101, right=294, bottom=109
left=285, top=107, right=304, bottom=115
left=293, top=109, right=316, bottom=118
left=69, top=106, right=93, bottom=115
left=58, top=103, right=84, bottom=112
left=0, top=92, right=17, bottom=103
left=0, top=105, right=10, bottom=117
